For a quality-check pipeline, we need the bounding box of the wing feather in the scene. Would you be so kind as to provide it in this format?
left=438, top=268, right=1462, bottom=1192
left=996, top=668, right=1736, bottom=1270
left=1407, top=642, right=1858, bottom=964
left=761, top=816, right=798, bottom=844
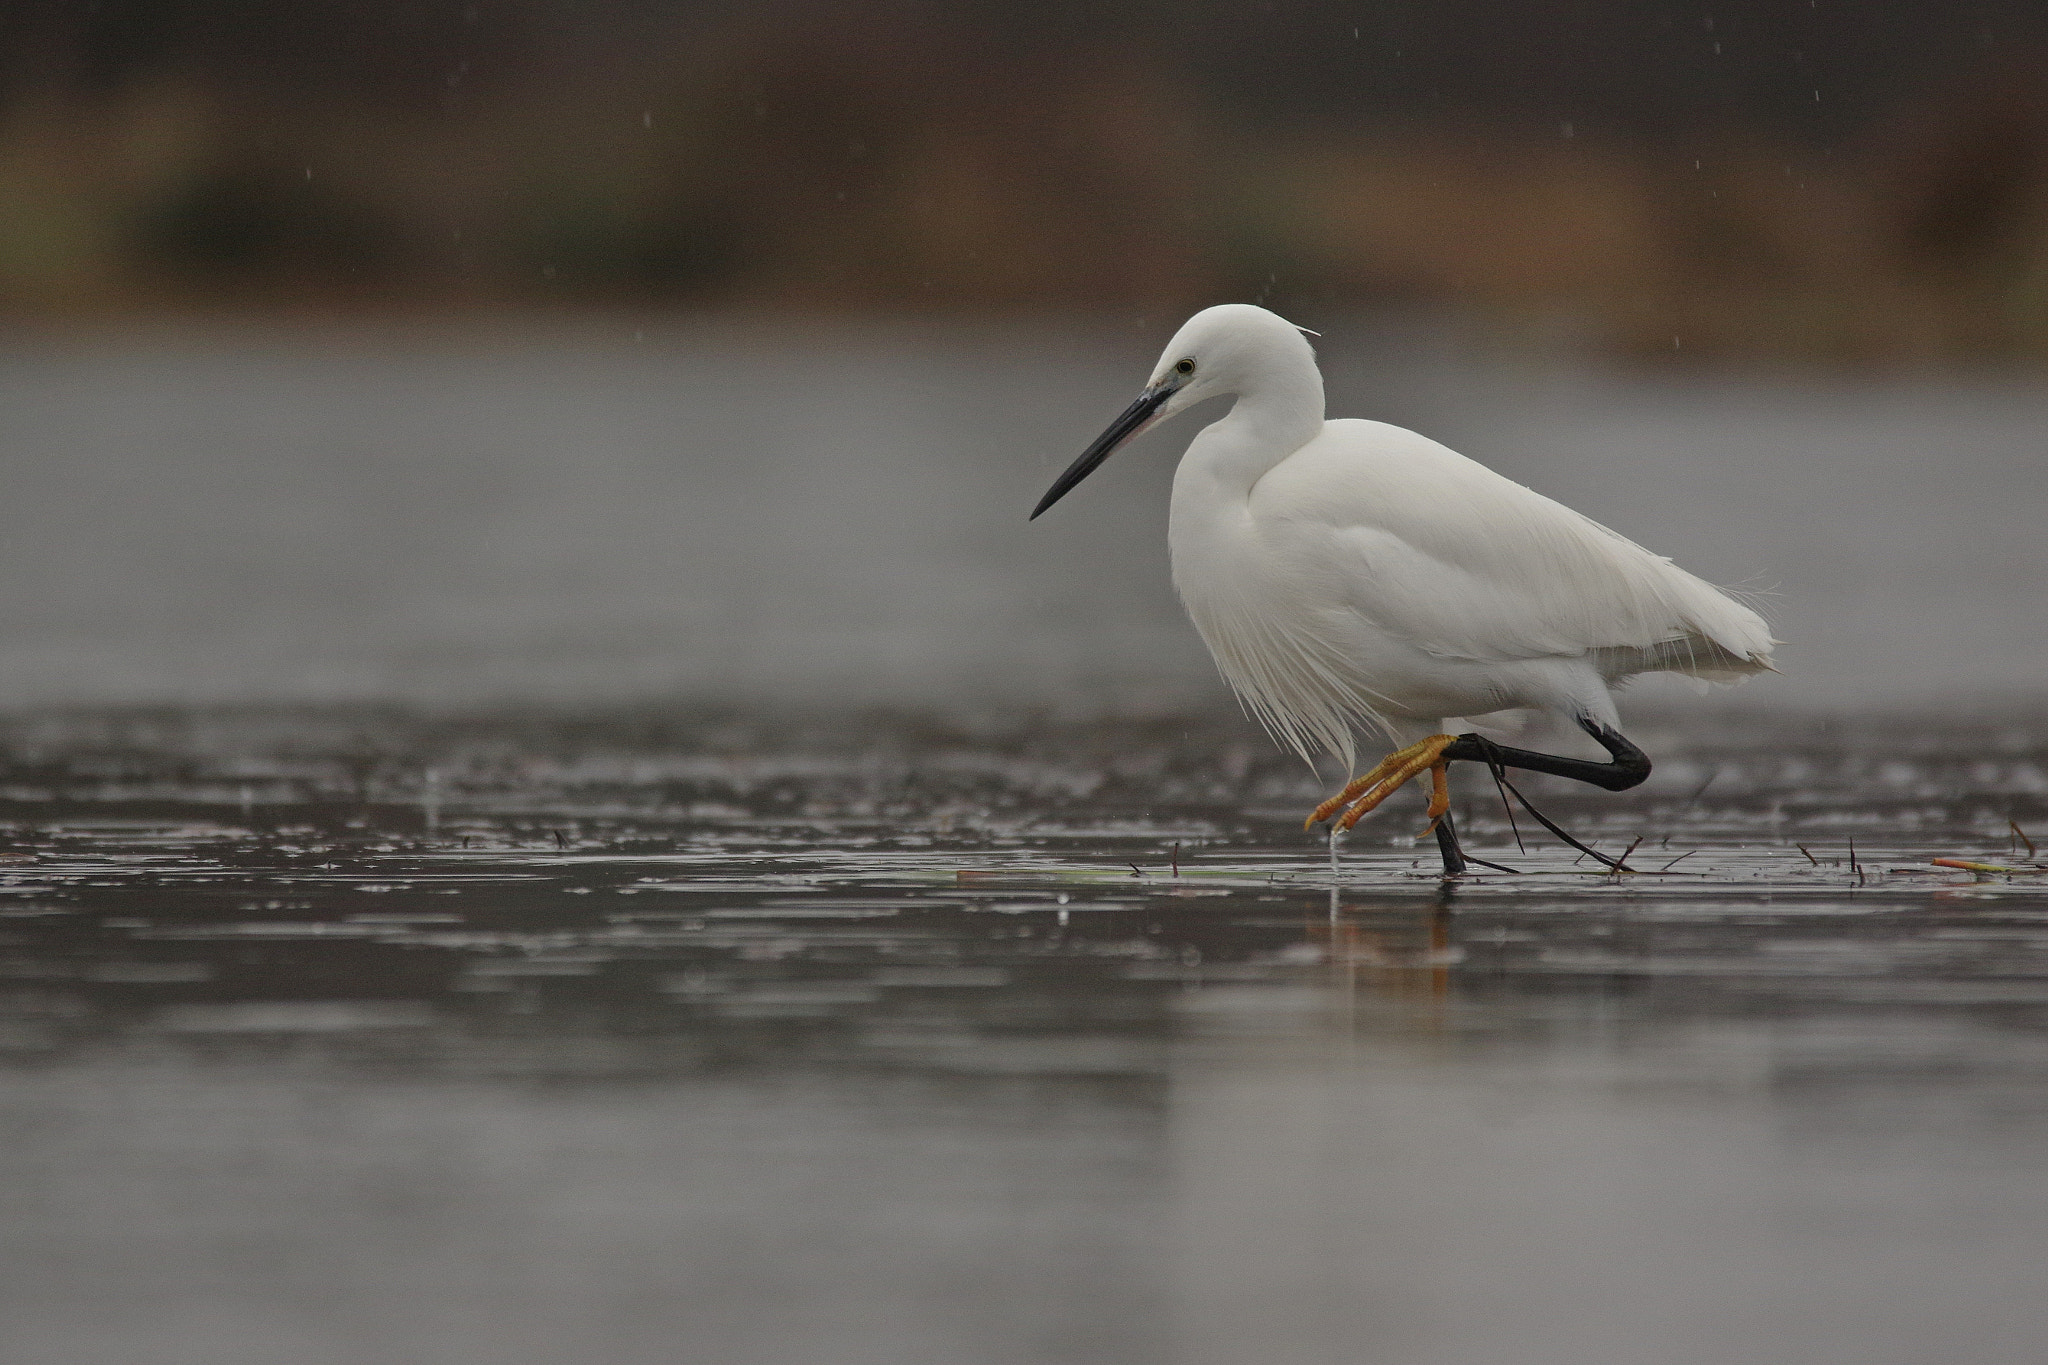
left=1259, top=420, right=1775, bottom=676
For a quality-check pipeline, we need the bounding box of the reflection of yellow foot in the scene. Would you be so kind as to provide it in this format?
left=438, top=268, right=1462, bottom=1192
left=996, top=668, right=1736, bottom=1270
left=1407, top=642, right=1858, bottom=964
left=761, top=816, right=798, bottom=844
left=1307, top=735, right=1458, bottom=834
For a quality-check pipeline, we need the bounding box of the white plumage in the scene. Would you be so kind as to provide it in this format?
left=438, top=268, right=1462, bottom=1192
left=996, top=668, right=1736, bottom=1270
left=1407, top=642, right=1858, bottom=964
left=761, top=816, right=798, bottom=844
left=1036, top=304, right=1774, bottom=775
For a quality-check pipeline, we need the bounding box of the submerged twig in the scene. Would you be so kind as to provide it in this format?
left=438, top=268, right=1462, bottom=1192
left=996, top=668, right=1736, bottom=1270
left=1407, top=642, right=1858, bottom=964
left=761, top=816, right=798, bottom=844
left=1487, top=759, right=1527, bottom=853
left=1488, top=768, right=1633, bottom=871
left=1608, top=835, right=1645, bottom=875
left=1932, top=857, right=2047, bottom=875
left=1933, top=857, right=2010, bottom=874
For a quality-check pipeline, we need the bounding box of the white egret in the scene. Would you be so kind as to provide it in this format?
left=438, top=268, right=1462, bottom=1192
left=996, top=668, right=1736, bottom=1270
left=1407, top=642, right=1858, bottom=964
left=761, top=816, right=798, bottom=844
left=1031, top=304, right=1775, bottom=875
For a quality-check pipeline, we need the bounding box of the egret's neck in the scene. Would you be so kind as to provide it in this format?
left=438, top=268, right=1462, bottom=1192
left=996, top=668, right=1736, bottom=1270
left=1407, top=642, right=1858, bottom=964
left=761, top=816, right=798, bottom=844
left=1180, top=353, right=1325, bottom=501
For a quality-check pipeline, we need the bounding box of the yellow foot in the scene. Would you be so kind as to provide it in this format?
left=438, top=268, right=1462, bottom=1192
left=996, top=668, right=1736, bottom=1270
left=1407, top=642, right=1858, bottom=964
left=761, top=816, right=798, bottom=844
left=1306, top=735, right=1458, bottom=834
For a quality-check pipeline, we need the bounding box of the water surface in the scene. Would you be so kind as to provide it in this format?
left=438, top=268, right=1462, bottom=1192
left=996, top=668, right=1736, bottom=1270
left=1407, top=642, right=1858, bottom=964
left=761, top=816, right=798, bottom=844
left=1, top=706, right=2043, bottom=1364
left=0, top=321, right=2039, bottom=710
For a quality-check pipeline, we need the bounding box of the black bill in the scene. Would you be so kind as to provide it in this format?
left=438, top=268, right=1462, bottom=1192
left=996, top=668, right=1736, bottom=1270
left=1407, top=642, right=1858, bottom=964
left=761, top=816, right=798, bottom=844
left=1029, top=385, right=1171, bottom=520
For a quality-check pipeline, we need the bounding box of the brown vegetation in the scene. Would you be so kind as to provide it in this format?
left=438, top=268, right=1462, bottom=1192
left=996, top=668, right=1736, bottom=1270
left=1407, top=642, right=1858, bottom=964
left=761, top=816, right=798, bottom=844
left=1, top=12, right=2045, bottom=365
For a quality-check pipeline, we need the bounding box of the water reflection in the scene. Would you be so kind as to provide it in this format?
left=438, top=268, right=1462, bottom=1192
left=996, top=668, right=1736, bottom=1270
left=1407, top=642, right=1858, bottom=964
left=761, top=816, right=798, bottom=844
left=1, top=710, right=2045, bottom=1363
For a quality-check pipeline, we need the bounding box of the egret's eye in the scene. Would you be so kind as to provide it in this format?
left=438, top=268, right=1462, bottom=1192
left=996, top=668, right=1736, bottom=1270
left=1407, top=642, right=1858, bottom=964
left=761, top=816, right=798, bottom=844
left=1174, top=358, right=1196, bottom=377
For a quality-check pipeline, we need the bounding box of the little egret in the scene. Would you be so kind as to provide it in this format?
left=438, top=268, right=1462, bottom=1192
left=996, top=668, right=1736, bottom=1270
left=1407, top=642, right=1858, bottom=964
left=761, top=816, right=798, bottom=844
left=1031, top=304, right=1775, bottom=875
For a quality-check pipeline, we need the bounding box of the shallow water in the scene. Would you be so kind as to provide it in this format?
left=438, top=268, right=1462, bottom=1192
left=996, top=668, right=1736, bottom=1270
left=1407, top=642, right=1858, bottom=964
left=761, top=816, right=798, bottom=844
left=1, top=706, right=2045, bottom=1364
left=0, top=320, right=2041, bottom=711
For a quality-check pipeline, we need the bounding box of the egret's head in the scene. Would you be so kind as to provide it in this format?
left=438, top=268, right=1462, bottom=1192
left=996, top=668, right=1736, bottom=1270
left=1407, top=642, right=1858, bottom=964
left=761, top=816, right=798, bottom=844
left=1030, top=304, right=1317, bottom=520
left=1146, top=303, right=1318, bottom=420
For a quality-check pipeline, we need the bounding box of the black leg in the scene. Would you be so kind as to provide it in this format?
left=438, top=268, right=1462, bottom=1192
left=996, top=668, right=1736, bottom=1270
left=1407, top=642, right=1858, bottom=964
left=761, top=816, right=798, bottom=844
left=1432, top=808, right=1467, bottom=876
left=1431, top=804, right=1526, bottom=875
left=1441, top=716, right=1651, bottom=792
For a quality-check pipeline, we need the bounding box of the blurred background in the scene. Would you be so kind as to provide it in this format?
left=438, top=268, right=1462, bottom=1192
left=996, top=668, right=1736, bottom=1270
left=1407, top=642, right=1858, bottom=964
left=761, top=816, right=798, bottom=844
left=0, top=0, right=2041, bottom=715
left=6, top=14, right=2048, bottom=1365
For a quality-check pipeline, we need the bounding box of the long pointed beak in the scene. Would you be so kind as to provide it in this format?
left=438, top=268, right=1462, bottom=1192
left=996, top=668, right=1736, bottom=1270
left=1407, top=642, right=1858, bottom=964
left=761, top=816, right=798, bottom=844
left=1029, top=385, right=1172, bottom=520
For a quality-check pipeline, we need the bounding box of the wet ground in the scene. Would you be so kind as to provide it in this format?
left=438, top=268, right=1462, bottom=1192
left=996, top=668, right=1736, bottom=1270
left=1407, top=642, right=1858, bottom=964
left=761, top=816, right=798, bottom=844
left=2, top=704, right=2045, bottom=1364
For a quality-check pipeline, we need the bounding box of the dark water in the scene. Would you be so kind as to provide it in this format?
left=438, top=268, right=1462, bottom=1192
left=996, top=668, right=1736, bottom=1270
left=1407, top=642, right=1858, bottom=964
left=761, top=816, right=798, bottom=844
left=0, top=321, right=2040, bottom=712
left=0, top=306, right=2042, bottom=1363
left=2, top=706, right=2045, bottom=1364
